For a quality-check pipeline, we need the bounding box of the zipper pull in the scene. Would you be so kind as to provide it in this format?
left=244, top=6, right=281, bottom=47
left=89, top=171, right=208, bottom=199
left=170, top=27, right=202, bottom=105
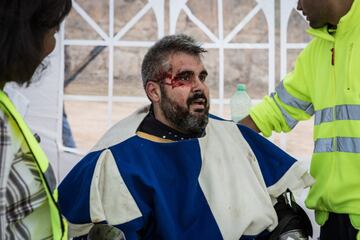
left=34, top=133, right=41, bottom=143
left=331, top=48, right=335, bottom=65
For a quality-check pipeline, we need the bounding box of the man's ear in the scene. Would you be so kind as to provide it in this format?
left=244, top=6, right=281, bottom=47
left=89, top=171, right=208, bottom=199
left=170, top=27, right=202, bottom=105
left=145, top=81, right=161, bottom=103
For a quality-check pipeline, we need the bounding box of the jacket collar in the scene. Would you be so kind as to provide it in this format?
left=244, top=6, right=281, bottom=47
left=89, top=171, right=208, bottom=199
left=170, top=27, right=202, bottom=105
left=307, top=0, right=358, bottom=41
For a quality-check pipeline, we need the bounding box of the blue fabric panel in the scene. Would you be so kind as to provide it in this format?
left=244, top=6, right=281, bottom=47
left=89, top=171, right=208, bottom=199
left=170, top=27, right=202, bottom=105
left=238, top=125, right=296, bottom=187
left=208, top=113, right=230, bottom=121
left=114, top=218, right=145, bottom=240
left=109, top=136, right=223, bottom=240
left=58, top=150, right=102, bottom=223
left=208, top=114, right=297, bottom=187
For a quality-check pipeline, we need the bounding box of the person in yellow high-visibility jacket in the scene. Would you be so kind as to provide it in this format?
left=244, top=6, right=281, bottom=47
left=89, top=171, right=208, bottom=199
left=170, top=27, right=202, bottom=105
left=241, top=0, right=360, bottom=239
left=0, top=0, right=71, bottom=239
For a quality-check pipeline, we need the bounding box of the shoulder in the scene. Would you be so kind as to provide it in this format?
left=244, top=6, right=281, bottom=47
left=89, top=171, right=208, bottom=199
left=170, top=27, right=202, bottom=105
left=91, top=105, right=149, bottom=151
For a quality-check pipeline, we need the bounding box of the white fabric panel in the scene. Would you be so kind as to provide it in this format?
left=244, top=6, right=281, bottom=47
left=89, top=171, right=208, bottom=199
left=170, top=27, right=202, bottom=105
left=67, top=222, right=94, bottom=238
left=267, top=162, right=315, bottom=200
left=91, top=105, right=149, bottom=151
left=198, top=119, right=277, bottom=238
left=89, top=149, right=142, bottom=225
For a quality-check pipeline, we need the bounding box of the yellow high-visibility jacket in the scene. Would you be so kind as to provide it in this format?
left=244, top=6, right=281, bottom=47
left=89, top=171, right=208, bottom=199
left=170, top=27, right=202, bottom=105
left=250, top=0, right=360, bottom=230
left=0, top=91, right=67, bottom=239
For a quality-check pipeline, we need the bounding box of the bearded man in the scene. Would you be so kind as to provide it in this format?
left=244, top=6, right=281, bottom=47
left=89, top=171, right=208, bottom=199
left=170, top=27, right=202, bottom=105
left=58, top=34, right=313, bottom=240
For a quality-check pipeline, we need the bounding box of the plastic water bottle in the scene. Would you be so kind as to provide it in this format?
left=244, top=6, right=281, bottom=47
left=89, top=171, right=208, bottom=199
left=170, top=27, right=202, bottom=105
left=230, top=84, right=252, bottom=123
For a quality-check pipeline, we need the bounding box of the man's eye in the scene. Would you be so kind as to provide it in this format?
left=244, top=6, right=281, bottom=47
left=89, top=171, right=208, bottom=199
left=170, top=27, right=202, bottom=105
left=176, top=73, right=192, bottom=81
left=199, top=74, right=207, bottom=82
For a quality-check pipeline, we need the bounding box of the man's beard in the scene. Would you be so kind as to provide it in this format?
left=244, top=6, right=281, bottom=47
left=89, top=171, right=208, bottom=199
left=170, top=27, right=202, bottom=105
left=160, top=87, right=209, bottom=135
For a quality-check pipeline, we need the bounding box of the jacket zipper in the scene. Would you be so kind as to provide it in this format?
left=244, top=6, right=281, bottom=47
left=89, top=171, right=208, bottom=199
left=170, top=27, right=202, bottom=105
left=329, top=43, right=337, bottom=210
left=346, top=43, right=354, bottom=91
left=332, top=45, right=337, bottom=152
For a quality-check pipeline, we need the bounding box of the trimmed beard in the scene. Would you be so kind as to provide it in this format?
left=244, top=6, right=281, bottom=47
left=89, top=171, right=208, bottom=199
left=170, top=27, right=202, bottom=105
left=159, top=86, right=209, bottom=135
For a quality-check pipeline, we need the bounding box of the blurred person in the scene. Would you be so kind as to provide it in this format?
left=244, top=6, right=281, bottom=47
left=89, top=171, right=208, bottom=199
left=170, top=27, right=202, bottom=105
left=62, top=111, right=76, bottom=148
left=58, top=34, right=313, bottom=240
left=0, top=0, right=71, bottom=239
left=240, top=0, right=360, bottom=239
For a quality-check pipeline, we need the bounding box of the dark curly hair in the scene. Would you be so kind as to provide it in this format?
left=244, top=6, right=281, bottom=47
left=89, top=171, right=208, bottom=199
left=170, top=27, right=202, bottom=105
left=141, top=34, right=207, bottom=89
left=0, top=0, right=72, bottom=86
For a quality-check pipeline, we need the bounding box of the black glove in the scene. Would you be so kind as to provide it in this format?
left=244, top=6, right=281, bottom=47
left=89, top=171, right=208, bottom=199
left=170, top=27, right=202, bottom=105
left=268, top=190, right=313, bottom=240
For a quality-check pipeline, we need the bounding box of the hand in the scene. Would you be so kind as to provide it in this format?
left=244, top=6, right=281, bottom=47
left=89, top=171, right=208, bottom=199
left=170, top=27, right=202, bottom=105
left=239, top=115, right=260, bottom=133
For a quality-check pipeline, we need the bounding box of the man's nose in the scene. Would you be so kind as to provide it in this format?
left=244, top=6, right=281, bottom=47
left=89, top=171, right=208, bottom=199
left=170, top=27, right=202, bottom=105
left=192, top=77, right=206, bottom=91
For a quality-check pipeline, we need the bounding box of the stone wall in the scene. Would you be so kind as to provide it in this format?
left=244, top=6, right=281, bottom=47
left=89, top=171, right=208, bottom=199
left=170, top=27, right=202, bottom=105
left=64, top=0, right=310, bottom=99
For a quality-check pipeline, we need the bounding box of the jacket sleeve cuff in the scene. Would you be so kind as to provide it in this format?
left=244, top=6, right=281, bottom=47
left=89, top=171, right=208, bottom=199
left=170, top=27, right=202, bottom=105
left=250, top=96, right=290, bottom=137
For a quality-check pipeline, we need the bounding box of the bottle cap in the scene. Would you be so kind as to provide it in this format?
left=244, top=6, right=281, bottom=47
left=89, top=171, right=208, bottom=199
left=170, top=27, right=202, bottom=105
left=236, top=84, right=246, bottom=91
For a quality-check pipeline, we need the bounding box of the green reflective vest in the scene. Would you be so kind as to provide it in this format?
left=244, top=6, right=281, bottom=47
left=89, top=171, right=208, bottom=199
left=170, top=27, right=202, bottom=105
left=250, top=0, right=360, bottom=231
left=0, top=90, right=67, bottom=239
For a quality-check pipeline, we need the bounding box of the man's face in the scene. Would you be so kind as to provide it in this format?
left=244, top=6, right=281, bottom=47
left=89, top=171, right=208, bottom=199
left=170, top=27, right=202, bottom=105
left=159, top=52, right=210, bottom=134
left=297, top=0, right=333, bottom=28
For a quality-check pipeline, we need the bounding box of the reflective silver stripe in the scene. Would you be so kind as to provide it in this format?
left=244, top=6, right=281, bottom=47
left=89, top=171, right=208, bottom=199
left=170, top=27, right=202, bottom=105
left=314, top=138, right=333, bottom=153
left=314, top=137, right=360, bottom=153
left=314, top=107, right=333, bottom=125
left=270, top=93, right=298, bottom=129
left=275, top=81, right=314, bottom=116
left=337, top=137, right=360, bottom=153
left=44, top=164, right=56, bottom=192
left=315, top=105, right=360, bottom=125
left=336, top=105, right=360, bottom=121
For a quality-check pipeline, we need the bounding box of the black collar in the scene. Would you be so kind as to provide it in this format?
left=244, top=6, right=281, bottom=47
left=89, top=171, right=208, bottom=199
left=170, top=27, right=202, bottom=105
left=137, top=111, right=204, bottom=141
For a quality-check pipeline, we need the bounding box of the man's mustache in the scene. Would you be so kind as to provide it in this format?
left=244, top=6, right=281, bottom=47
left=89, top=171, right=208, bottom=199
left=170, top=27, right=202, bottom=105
left=187, top=92, right=208, bottom=107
